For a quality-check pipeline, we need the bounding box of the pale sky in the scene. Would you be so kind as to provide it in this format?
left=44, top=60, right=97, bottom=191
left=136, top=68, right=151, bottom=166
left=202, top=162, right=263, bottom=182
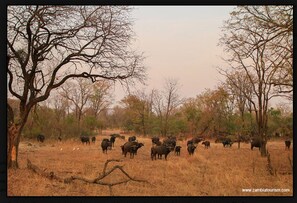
left=8, top=6, right=292, bottom=110
left=114, top=6, right=236, bottom=103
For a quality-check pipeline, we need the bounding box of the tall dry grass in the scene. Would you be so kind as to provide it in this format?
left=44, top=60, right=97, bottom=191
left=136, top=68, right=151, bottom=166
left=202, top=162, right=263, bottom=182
left=8, top=131, right=293, bottom=196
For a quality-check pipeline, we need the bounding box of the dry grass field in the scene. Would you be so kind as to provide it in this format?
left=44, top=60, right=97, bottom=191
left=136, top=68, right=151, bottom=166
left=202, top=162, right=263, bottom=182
left=7, top=130, right=293, bottom=196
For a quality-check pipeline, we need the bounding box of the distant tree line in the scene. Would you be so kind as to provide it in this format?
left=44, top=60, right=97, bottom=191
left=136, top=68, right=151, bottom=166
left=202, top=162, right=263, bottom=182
left=8, top=79, right=292, bottom=141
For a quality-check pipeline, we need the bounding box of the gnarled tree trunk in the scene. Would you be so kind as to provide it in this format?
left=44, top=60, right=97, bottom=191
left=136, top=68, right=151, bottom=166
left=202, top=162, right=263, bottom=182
left=7, top=103, right=21, bottom=168
left=8, top=124, right=21, bottom=169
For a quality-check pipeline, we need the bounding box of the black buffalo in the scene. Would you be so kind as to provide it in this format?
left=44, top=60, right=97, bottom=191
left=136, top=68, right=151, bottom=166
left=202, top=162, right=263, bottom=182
left=80, top=136, right=90, bottom=145
left=187, top=137, right=204, bottom=146
left=101, top=139, right=112, bottom=153
left=163, top=138, right=176, bottom=148
left=110, top=133, right=121, bottom=138
left=91, top=136, right=96, bottom=143
left=222, top=138, right=232, bottom=147
left=154, top=140, right=162, bottom=146
left=37, top=134, right=45, bottom=143
left=152, top=136, right=160, bottom=145
left=122, top=141, right=144, bottom=158
left=151, top=144, right=174, bottom=160
left=202, top=141, right=210, bottom=149
left=251, top=138, right=264, bottom=150
left=174, top=146, right=182, bottom=156
left=285, top=140, right=291, bottom=150
left=133, top=143, right=144, bottom=155
left=128, top=136, right=136, bottom=142
left=187, top=140, right=194, bottom=146
left=110, top=135, right=116, bottom=147
left=129, top=143, right=144, bottom=158
left=187, top=143, right=197, bottom=155
left=192, top=137, right=204, bottom=144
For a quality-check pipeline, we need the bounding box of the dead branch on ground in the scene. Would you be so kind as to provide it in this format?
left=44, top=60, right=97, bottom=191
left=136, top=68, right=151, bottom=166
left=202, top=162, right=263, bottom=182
left=27, top=158, right=151, bottom=196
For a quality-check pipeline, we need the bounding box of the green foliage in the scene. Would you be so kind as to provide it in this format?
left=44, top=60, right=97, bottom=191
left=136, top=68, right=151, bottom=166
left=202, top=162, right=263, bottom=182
left=267, top=107, right=293, bottom=138
left=23, top=126, right=42, bottom=139
left=18, top=90, right=292, bottom=141
left=123, top=119, right=134, bottom=132
left=80, top=130, right=93, bottom=137
left=65, top=115, right=75, bottom=125
left=83, top=116, right=98, bottom=130
left=169, top=117, right=187, bottom=135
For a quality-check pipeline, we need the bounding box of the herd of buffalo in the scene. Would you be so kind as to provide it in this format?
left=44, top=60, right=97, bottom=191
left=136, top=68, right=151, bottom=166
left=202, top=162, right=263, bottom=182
left=35, top=133, right=292, bottom=160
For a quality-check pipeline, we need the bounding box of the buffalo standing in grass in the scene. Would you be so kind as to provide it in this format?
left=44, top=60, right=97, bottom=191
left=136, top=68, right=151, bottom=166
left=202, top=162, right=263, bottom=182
left=163, top=137, right=176, bottom=148
left=110, top=135, right=116, bottom=147
left=192, top=137, right=204, bottom=144
left=187, top=140, right=194, bottom=146
left=110, top=133, right=121, bottom=138
left=122, top=141, right=144, bottom=158
left=152, top=136, right=160, bottom=145
left=91, top=136, right=96, bottom=143
left=37, top=134, right=45, bottom=143
left=187, top=137, right=204, bottom=146
left=285, top=140, right=291, bottom=150
left=101, top=139, right=112, bottom=154
left=251, top=138, right=264, bottom=150
left=202, top=141, right=210, bottom=149
left=129, top=143, right=144, bottom=158
left=80, top=136, right=90, bottom=145
left=187, top=143, right=197, bottom=155
left=154, top=140, right=162, bottom=146
left=174, top=146, right=182, bottom=156
left=222, top=138, right=232, bottom=147
left=128, top=136, right=136, bottom=142
left=151, top=144, right=174, bottom=160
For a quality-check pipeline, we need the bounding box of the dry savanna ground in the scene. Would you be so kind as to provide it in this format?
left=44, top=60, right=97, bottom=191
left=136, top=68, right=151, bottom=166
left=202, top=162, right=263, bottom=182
left=8, top=130, right=293, bottom=196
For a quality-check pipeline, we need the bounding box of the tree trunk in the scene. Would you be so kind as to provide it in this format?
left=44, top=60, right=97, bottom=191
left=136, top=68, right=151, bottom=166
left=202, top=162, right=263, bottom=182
left=260, top=141, right=267, bottom=157
left=8, top=123, right=21, bottom=169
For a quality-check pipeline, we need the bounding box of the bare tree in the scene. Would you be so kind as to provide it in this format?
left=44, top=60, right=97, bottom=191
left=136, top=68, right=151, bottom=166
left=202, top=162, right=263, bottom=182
left=152, top=79, right=184, bottom=137
left=136, top=90, right=154, bottom=136
left=50, top=93, right=69, bottom=138
left=89, top=80, right=113, bottom=119
left=223, top=71, right=254, bottom=134
left=7, top=6, right=146, bottom=168
left=242, top=6, right=293, bottom=95
left=59, top=78, right=93, bottom=132
left=219, top=6, right=292, bottom=156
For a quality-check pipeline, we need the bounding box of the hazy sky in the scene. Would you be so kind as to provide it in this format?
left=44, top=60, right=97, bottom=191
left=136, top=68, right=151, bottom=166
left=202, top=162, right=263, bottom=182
left=114, top=6, right=236, bottom=103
